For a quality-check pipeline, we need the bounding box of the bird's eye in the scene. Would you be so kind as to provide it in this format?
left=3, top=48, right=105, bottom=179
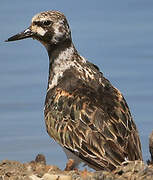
left=43, top=20, right=52, bottom=26
left=33, top=21, right=41, bottom=26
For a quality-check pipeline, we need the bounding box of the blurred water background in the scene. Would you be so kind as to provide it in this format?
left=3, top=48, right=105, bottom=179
left=0, top=0, right=153, bottom=169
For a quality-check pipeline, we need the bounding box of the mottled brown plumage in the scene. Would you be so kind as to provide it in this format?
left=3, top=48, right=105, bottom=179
left=6, top=10, right=142, bottom=171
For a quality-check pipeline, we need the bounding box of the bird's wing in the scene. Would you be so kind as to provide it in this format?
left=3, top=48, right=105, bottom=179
left=44, top=67, right=142, bottom=170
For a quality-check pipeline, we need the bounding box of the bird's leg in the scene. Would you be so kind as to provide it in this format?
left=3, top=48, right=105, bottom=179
left=64, top=159, right=78, bottom=171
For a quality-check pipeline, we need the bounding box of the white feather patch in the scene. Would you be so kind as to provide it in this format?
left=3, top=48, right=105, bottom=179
left=48, top=45, right=75, bottom=89
left=48, top=45, right=97, bottom=90
left=37, top=27, right=47, bottom=36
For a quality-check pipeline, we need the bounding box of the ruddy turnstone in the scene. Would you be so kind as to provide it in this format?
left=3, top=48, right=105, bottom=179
left=6, top=10, right=142, bottom=171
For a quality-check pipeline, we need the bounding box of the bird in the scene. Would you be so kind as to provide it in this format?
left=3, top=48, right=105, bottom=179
left=5, top=10, right=143, bottom=171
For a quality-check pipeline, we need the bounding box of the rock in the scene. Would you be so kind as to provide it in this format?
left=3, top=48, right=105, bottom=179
left=35, top=154, right=46, bottom=165
left=29, top=175, right=42, bottom=180
left=43, top=173, right=72, bottom=180
left=149, top=130, right=153, bottom=163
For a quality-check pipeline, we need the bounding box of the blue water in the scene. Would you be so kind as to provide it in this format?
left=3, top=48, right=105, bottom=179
left=1, top=0, right=153, bottom=169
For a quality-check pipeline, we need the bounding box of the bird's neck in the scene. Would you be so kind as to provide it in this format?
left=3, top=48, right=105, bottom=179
left=46, top=39, right=78, bottom=90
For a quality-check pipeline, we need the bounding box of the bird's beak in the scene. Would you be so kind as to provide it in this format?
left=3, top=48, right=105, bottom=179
left=5, top=27, right=34, bottom=42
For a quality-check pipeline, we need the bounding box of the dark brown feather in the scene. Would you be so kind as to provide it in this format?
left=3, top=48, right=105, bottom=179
left=44, top=62, right=142, bottom=170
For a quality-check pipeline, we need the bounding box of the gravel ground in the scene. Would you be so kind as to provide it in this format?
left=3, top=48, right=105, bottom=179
left=0, top=154, right=153, bottom=180
left=0, top=130, right=153, bottom=179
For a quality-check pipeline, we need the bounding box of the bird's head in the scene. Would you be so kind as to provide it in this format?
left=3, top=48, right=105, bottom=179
left=5, top=11, right=71, bottom=49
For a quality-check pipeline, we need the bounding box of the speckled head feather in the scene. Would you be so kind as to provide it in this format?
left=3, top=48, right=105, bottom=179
left=31, top=11, right=71, bottom=46
left=6, top=10, right=143, bottom=171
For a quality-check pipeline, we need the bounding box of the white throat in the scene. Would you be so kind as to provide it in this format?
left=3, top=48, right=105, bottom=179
left=48, top=44, right=75, bottom=90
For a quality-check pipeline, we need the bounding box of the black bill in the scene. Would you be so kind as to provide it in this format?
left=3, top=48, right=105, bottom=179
left=5, top=28, right=34, bottom=42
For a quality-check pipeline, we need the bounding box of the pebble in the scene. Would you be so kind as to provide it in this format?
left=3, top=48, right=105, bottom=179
left=43, top=173, right=72, bottom=180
